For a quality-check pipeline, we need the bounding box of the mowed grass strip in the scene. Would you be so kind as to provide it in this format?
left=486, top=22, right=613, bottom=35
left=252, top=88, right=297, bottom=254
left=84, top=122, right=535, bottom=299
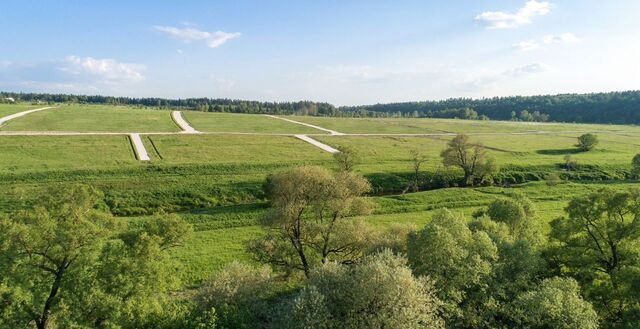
left=143, top=134, right=335, bottom=164
left=183, top=111, right=322, bottom=134
left=284, top=115, right=640, bottom=135
left=0, top=135, right=139, bottom=173
left=0, top=104, right=180, bottom=132
left=0, top=104, right=45, bottom=118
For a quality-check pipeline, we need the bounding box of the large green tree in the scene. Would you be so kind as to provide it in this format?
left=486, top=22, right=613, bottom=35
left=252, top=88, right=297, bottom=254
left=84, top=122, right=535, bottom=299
left=550, top=188, right=640, bottom=326
left=511, top=277, right=599, bottom=329
left=440, top=134, right=497, bottom=186
left=248, top=166, right=373, bottom=277
left=281, top=250, right=444, bottom=329
left=407, top=209, right=498, bottom=327
left=0, top=186, right=192, bottom=329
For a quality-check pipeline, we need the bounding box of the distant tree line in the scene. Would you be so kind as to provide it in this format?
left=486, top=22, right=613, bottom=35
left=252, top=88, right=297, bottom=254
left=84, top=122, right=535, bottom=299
left=342, top=90, right=640, bottom=124
left=3, top=90, right=640, bottom=124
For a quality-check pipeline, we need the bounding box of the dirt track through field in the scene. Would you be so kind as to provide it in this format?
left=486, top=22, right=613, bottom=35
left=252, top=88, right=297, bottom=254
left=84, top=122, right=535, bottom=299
left=294, top=134, right=340, bottom=153
left=264, top=115, right=345, bottom=135
left=172, top=111, right=200, bottom=133
left=129, top=133, right=150, bottom=161
left=0, top=106, right=54, bottom=126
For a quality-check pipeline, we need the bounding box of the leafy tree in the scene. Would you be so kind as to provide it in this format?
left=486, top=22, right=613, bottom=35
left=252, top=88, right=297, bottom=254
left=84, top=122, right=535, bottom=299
left=440, top=134, right=498, bottom=186
left=248, top=166, right=373, bottom=277
left=407, top=209, right=497, bottom=326
left=549, top=188, right=640, bottom=325
left=281, top=250, right=444, bottom=329
left=0, top=186, right=192, bottom=329
left=632, top=154, right=640, bottom=179
left=511, top=277, right=599, bottom=329
left=564, top=155, right=578, bottom=170
left=407, top=150, right=428, bottom=192
left=485, top=195, right=542, bottom=244
left=333, top=146, right=360, bottom=172
left=195, top=262, right=275, bottom=328
left=577, top=133, right=599, bottom=151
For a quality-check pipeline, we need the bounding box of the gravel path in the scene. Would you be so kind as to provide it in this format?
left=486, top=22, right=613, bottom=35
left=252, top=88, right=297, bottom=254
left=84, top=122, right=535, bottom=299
left=265, top=115, right=345, bottom=135
left=294, top=134, right=340, bottom=153
left=129, top=133, right=150, bottom=161
left=172, top=111, right=200, bottom=133
left=0, top=106, right=54, bottom=126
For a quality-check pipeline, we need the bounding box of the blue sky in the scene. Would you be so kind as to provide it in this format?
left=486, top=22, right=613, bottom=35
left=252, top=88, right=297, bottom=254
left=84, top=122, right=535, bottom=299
left=1, top=0, right=639, bottom=105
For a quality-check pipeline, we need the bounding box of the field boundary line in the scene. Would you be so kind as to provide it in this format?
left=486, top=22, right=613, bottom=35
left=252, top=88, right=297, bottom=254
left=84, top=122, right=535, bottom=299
left=264, top=115, right=345, bottom=135
left=294, top=134, right=340, bottom=153
left=171, top=111, right=200, bottom=133
left=0, top=106, right=55, bottom=126
left=129, top=133, right=151, bottom=161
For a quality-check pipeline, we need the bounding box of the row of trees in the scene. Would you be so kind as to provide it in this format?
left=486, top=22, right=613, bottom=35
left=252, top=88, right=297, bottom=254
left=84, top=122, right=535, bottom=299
left=5, top=90, right=640, bottom=123
left=343, top=90, right=640, bottom=124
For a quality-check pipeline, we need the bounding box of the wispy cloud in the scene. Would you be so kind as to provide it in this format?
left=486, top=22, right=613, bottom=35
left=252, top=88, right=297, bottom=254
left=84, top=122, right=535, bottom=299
left=476, top=0, right=552, bottom=29
left=513, top=32, right=579, bottom=51
left=61, top=56, right=145, bottom=83
left=504, top=62, right=549, bottom=76
left=153, top=25, right=241, bottom=48
left=513, top=40, right=541, bottom=51
left=542, top=32, right=580, bottom=44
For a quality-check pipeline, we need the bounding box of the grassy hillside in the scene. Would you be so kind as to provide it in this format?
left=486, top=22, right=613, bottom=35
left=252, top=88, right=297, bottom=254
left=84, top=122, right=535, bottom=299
left=0, top=104, right=179, bottom=132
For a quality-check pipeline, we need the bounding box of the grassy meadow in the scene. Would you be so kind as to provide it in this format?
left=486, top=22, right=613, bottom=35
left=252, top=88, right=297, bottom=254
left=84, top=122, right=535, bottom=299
left=184, top=111, right=322, bottom=134
left=1, top=103, right=640, bottom=287
left=0, top=104, right=179, bottom=132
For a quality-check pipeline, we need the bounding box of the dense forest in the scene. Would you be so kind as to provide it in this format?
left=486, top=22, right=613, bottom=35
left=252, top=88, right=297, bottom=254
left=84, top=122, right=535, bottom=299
left=343, top=91, right=640, bottom=124
left=3, top=90, right=640, bottom=123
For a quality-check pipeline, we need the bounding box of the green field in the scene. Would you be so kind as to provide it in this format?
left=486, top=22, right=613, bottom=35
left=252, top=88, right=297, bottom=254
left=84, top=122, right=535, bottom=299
left=285, top=115, right=640, bottom=134
left=143, top=134, right=333, bottom=164
left=0, top=104, right=42, bottom=118
left=2, top=105, right=640, bottom=288
left=184, top=111, right=322, bottom=134
left=0, top=104, right=179, bottom=132
left=0, top=135, right=138, bottom=173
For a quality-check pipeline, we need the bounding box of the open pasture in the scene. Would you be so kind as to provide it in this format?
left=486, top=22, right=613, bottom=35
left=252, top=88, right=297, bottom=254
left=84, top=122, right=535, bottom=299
left=0, top=104, right=179, bottom=132
left=143, top=134, right=334, bottom=164
left=0, top=135, right=137, bottom=173
left=286, top=115, right=640, bottom=135
left=184, top=111, right=322, bottom=134
left=0, top=104, right=43, bottom=118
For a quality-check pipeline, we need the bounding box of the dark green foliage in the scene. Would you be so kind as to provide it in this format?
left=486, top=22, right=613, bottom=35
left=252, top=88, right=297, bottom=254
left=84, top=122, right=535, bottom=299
left=577, top=133, right=599, bottom=151
left=342, top=90, right=640, bottom=124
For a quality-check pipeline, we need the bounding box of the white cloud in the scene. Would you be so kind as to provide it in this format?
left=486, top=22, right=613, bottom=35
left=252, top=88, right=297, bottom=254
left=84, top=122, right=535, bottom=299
left=153, top=25, right=241, bottom=48
left=504, top=62, right=549, bottom=76
left=61, top=56, right=145, bottom=83
left=543, top=32, right=580, bottom=44
left=513, top=40, right=540, bottom=51
left=476, top=0, right=552, bottom=29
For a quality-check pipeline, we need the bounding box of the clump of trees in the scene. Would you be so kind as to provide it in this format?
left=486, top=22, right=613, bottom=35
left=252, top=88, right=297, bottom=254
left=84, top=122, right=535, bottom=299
left=440, top=134, right=498, bottom=186
left=577, top=133, right=599, bottom=151
left=0, top=185, right=192, bottom=329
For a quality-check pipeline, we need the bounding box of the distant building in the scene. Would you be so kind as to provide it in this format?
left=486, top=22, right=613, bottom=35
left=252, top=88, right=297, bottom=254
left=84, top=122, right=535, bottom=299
left=4, top=97, right=15, bottom=103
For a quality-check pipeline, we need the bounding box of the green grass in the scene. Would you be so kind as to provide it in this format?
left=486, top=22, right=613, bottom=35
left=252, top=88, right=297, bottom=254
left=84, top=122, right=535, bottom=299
left=315, top=133, right=640, bottom=173
left=0, top=135, right=138, bottom=173
left=0, top=104, right=42, bottom=118
left=184, top=111, right=322, bottom=134
left=162, top=180, right=640, bottom=286
left=2, top=105, right=640, bottom=288
left=284, top=115, right=640, bottom=135
left=0, top=104, right=180, bottom=132
left=143, top=134, right=334, bottom=164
